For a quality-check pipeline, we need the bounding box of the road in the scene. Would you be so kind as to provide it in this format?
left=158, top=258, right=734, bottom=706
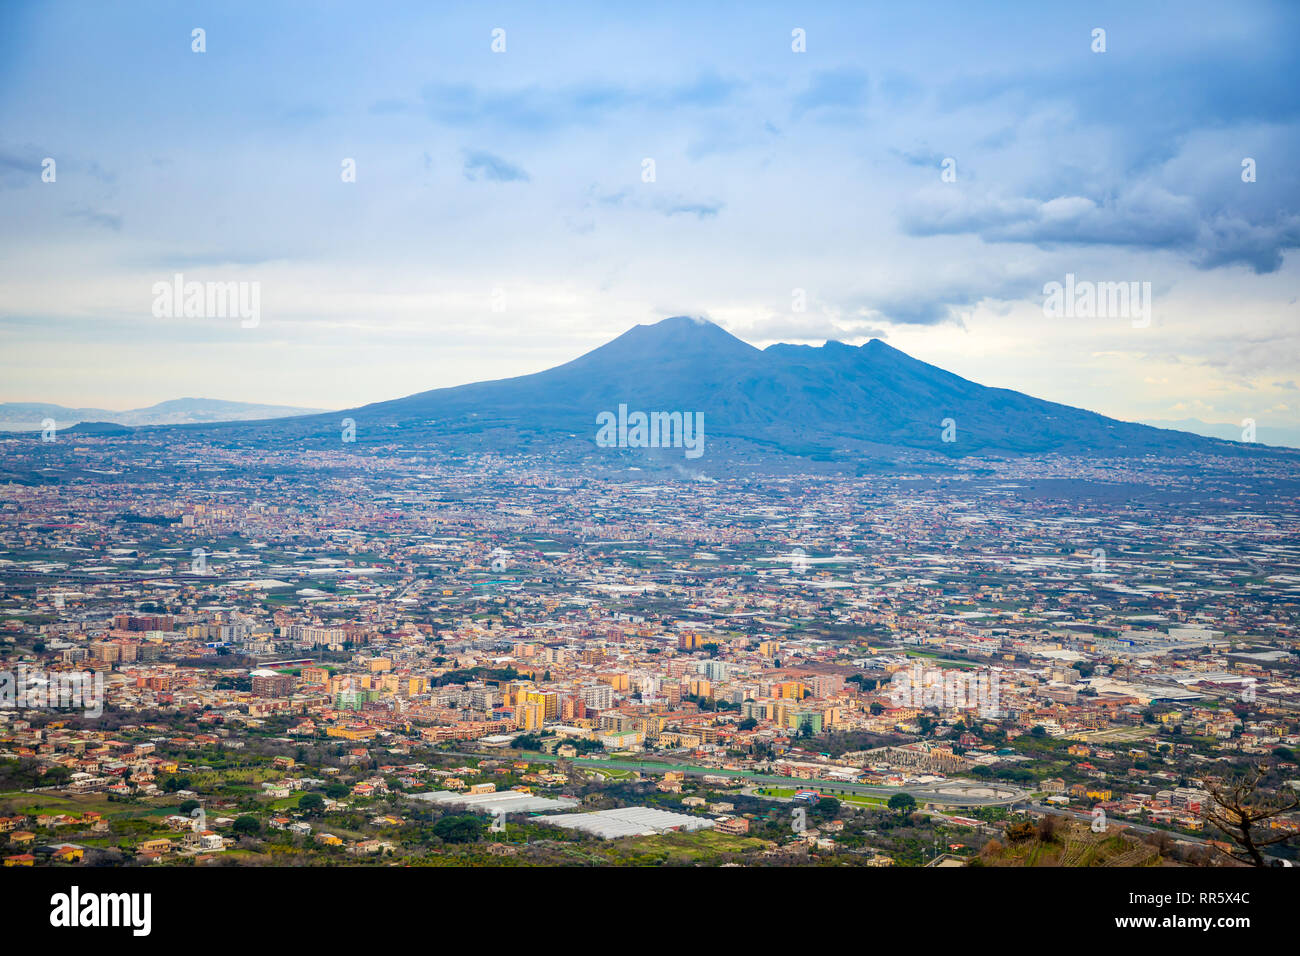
left=441, top=749, right=1030, bottom=808
left=1030, top=801, right=1211, bottom=844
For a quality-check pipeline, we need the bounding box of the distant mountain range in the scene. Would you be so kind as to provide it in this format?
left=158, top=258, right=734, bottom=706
left=1140, top=418, right=1300, bottom=450
left=131, top=316, right=1291, bottom=469
left=0, top=398, right=326, bottom=431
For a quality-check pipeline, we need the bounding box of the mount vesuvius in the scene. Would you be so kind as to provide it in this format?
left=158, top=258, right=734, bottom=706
left=122, top=316, right=1287, bottom=469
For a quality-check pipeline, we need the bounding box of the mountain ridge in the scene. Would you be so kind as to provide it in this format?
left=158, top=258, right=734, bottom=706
left=28, top=317, right=1295, bottom=469
left=336, top=317, right=1284, bottom=462
left=0, top=397, right=328, bottom=431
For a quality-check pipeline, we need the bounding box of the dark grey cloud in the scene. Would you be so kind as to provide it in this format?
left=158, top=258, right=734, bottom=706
left=902, top=185, right=1300, bottom=274
left=893, top=147, right=949, bottom=169
left=837, top=269, right=1042, bottom=328
left=866, top=299, right=962, bottom=327
left=1195, top=214, right=1300, bottom=274
left=904, top=187, right=1200, bottom=247
left=462, top=150, right=530, bottom=183
left=896, top=16, right=1300, bottom=276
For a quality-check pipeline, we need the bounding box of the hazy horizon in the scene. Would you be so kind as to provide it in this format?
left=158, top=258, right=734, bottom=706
left=3, top=315, right=1299, bottom=448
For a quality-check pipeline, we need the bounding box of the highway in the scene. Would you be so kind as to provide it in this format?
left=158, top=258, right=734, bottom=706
left=441, top=749, right=1031, bottom=808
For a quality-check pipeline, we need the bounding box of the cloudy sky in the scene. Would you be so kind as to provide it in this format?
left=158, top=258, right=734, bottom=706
left=1, top=0, right=1297, bottom=433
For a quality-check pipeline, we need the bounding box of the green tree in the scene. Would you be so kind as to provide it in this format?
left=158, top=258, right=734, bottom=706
left=299, top=792, right=326, bottom=814
left=888, top=793, right=917, bottom=814
left=432, top=815, right=483, bottom=844
left=42, top=765, right=72, bottom=788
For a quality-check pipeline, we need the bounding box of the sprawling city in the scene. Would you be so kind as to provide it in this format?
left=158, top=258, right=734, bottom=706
left=2, top=432, right=1296, bottom=874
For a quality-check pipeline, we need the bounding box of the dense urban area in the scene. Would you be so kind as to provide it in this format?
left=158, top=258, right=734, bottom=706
left=2, top=433, right=1297, bottom=868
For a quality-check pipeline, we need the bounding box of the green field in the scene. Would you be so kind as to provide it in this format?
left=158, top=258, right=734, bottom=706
left=752, top=786, right=887, bottom=808
left=899, top=649, right=981, bottom=669
left=586, top=767, right=639, bottom=781
left=619, top=829, right=770, bottom=862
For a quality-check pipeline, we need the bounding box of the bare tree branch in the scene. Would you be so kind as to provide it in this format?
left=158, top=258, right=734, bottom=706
left=1204, top=764, right=1300, bottom=867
